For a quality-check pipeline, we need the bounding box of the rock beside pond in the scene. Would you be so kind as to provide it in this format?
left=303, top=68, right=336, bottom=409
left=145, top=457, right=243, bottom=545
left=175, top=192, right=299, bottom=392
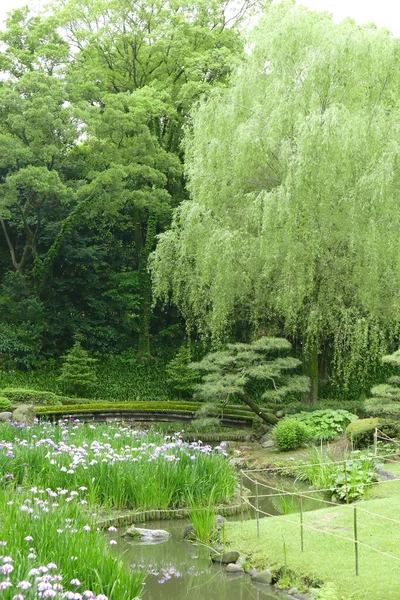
left=288, top=587, right=299, bottom=596
left=262, top=440, right=275, bottom=449
left=211, top=550, right=240, bottom=564
left=0, top=412, right=12, bottom=422
left=123, top=527, right=171, bottom=541
left=12, top=405, right=35, bottom=426
left=226, top=563, right=244, bottom=574
left=376, top=468, right=398, bottom=481
left=251, top=569, right=273, bottom=584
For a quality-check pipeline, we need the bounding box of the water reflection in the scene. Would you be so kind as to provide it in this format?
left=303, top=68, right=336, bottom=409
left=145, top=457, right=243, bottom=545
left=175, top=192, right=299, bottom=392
left=112, top=520, right=287, bottom=600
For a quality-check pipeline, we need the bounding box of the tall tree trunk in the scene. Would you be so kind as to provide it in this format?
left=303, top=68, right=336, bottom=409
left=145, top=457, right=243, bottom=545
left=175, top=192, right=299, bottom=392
left=302, top=344, right=319, bottom=404
left=242, top=395, right=278, bottom=425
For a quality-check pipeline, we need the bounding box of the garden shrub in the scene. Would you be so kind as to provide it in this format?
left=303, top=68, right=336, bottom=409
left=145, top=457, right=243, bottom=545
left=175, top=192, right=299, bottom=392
left=3, top=388, right=60, bottom=406
left=0, top=397, right=11, bottom=411
left=345, top=418, right=380, bottom=449
left=293, top=409, right=358, bottom=441
left=58, top=340, right=97, bottom=396
left=272, top=418, right=312, bottom=451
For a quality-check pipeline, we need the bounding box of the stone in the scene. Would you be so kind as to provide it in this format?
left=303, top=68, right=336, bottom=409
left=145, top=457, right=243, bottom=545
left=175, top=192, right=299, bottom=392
left=276, top=410, right=285, bottom=418
left=288, top=588, right=299, bottom=596
left=183, top=524, right=195, bottom=540
left=226, top=563, right=244, bottom=574
left=0, top=412, right=12, bottom=422
left=211, top=550, right=240, bottom=564
left=376, top=468, right=398, bottom=481
left=251, top=570, right=273, bottom=584
left=262, top=440, right=275, bottom=449
left=247, top=568, right=257, bottom=577
left=123, top=527, right=171, bottom=541
left=260, top=433, right=271, bottom=444
left=215, top=515, right=226, bottom=529
left=12, top=405, right=35, bottom=426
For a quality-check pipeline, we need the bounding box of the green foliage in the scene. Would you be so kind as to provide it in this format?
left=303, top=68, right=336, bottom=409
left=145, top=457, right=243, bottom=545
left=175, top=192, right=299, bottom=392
left=188, top=490, right=217, bottom=544
left=165, top=346, right=200, bottom=397
left=0, top=397, right=11, bottom=411
left=191, top=401, right=222, bottom=431
left=365, top=348, right=400, bottom=417
left=58, top=341, right=97, bottom=396
left=329, top=454, right=381, bottom=503
left=191, top=337, right=309, bottom=422
left=272, top=418, right=312, bottom=452
left=151, top=1, right=400, bottom=398
left=296, top=448, right=339, bottom=490
left=345, top=418, right=380, bottom=449
left=293, top=410, right=358, bottom=441
left=2, top=387, right=60, bottom=406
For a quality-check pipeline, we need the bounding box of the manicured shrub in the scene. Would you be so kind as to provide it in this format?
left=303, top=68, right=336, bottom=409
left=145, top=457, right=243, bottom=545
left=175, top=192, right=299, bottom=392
left=58, top=395, right=94, bottom=405
left=0, top=397, right=11, bottom=411
left=345, top=418, right=380, bottom=449
left=272, top=418, right=312, bottom=451
left=2, top=387, right=60, bottom=406
left=58, top=340, right=97, bottom=396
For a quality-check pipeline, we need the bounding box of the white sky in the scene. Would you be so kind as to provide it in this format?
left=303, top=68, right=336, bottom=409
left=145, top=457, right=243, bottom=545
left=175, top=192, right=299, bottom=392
left=0, top=0, right=399, bottom=33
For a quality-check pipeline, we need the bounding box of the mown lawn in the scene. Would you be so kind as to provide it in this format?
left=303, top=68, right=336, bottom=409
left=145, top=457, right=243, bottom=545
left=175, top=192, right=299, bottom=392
left=227, top=492, right=400, bottom=600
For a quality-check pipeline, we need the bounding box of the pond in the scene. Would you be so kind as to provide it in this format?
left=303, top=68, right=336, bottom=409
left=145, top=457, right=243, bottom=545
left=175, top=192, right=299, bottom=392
left=108, top=474, right=320, bottom=600
left=109, top=520, right=288, bottom=600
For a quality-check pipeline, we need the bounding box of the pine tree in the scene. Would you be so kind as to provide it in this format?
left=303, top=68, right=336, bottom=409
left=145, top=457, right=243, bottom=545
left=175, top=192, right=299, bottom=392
left=58, top=340, right=97, bottom=397
left=365, top=350, right=400, bottom=417
left=190, top=337, right=309, bottom=425
left=165, top=346, right=200, bottom=398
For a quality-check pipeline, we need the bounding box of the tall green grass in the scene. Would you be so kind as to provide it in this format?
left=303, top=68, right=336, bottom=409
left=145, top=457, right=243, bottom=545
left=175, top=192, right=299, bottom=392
left=187, top=489, right=217, bottom=544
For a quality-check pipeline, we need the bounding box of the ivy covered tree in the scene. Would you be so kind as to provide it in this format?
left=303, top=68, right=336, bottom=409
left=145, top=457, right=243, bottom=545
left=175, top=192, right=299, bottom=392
left=365, top=350, right=400, bottom=417
left=151, top=2, right=400, bottom=402
left=58, top=340, right=97, bottom=397
left=190, top=337, right=309, bottom=424
left=165, top=346, right=200, bottom=398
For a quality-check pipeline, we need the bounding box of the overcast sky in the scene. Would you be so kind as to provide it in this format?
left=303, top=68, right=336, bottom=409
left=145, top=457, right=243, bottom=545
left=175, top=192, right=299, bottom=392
left=0, top=0, right=399, bottom=33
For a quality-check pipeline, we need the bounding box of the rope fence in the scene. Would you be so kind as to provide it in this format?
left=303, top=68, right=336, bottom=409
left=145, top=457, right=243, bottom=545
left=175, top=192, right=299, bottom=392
left=238, top=429, right=400, bottom=576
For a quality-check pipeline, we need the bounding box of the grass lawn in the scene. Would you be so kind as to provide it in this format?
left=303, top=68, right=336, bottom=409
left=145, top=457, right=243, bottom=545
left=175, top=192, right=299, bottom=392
left=227, top=492, right=400, bottom=600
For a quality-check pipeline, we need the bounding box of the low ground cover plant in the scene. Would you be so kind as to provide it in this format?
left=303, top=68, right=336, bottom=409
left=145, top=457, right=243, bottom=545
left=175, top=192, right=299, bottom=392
left=0, top=421, right=236, bottom=510
left=293, top=409, right=358, bottom=441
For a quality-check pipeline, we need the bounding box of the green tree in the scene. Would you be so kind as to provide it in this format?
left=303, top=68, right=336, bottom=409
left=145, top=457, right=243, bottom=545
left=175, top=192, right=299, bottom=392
left=151, top=2, right=400, bottom=401
left=51, top=0, right=249, bottom=360
left=190, top=337, right=309, bottom=424
left=165, top=346, right=200, bottom=398
left=365, top=350, right=400, bottom=418
left=58, top=340, right=97, bottom=396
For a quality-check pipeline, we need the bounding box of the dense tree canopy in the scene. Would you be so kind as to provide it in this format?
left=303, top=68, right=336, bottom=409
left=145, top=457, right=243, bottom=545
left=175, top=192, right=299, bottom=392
left=0, top=0, right=249, bottom=366
left=151, top=1, right=400, bottom=400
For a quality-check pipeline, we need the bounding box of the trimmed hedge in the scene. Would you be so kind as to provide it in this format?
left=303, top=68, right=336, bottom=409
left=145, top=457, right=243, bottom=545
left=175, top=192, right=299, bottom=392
left=35, top=401, right=254, bottom=421
left=3, top=388, right=61, bottom=406
left=345, top=418, right=380, bottom=449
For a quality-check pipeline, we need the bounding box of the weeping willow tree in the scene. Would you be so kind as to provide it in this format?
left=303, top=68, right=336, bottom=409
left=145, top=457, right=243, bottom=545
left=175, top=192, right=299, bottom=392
left=365, top=349, right=400, bottom=417
left=150, top=1, right=400, bottom=402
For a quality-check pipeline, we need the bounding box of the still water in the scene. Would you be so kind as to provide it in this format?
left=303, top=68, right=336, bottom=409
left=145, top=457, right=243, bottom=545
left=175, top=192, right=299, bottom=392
left=112, top=519, right=287, bottom=600
left=110, top=475, right=318, bottom=600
